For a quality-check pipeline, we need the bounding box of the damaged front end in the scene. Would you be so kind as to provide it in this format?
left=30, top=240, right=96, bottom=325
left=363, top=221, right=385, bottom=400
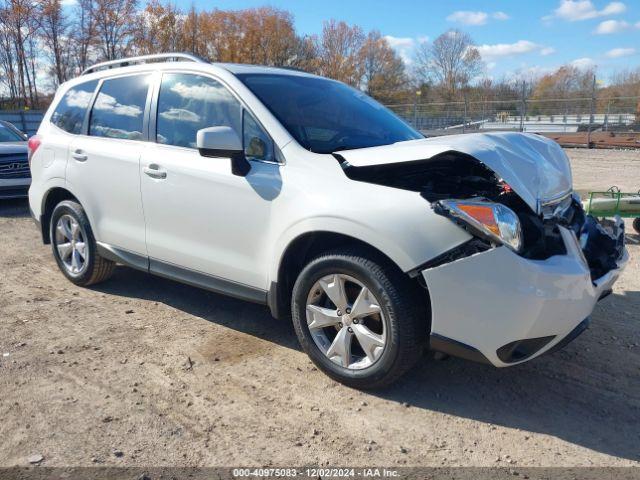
left=342, top=150, right=625, bottom=282
left=434, top=193, right=625, bottom=282
left=431, top=187, right=625, bottom=283
left=337, top=132, right=628, bottom=365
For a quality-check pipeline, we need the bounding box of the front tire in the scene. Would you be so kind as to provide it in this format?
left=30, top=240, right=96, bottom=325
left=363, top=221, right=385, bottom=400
left=633, top=217, right=640, bottom=234
left=50, top=200, right=115, bottom=286
left=291, top=248, right=428, bottom=389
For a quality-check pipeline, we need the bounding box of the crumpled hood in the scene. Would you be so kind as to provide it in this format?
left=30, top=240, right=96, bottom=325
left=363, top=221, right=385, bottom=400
left=337, top=132, right=572, bottom=214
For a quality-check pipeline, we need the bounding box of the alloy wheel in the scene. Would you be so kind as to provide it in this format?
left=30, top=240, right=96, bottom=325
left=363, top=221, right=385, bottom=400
left=306, top=273, right=387, bottom=370
left=54, top=214, right=88, bottom=276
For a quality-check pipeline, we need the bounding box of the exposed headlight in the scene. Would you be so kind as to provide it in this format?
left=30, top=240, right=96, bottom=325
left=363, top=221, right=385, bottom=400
left=438, top=199, right=523, bottom=252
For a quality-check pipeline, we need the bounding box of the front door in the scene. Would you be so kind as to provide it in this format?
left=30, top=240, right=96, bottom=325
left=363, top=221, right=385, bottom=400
left=140, top=72, right=280, bottom=291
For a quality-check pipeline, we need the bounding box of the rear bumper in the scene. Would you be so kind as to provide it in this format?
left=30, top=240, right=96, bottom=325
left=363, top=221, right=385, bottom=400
left=423, top=226, right=628, bottom=367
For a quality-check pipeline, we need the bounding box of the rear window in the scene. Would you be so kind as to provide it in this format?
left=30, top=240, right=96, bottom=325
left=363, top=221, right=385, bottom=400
left=50, top=80, right=98, bottom=134
left=89, top=75, right=150, bottom=140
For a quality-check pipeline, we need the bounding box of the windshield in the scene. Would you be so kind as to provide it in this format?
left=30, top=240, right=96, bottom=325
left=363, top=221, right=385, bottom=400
left=236, top=73, right=422, bottom=154
left=0, top=122, right=25, bottom=142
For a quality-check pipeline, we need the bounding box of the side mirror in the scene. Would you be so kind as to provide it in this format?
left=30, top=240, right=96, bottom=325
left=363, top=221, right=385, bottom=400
left=196, top=126, right=250, bottom=177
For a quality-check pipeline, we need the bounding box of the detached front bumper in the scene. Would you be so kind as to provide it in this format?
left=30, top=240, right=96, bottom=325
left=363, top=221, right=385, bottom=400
left=423, top=223, right=628, bottom=367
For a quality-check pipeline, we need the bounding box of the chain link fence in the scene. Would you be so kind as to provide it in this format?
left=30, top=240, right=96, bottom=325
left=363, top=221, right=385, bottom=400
left=386, top=94, right=640, bottom=149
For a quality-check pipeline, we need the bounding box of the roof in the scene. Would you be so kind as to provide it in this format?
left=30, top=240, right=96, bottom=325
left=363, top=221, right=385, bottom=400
left=79, top=52, right=318, bottom=80
left=215, top=63, right=317, bottom=78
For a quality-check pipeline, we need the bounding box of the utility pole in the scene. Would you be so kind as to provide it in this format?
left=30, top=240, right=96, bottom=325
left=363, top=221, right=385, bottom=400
left=413, top=89, right=421, bottom=129
left=587, top=74, right=596, bottom=148
left=519, top=81, right=527, bottom=132
left=463, top=91, right=468, bottom=134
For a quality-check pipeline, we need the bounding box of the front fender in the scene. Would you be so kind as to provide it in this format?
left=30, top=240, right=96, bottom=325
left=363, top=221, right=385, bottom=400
left=269, top=208, right=473, bottom=283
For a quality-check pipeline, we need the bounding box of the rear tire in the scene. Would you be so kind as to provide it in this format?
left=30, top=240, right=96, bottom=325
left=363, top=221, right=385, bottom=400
left=50, top=200, right=115, bottom=286
left=291, top=248, right=428, bottom=389
left=633, top=217, right=640, bottom=234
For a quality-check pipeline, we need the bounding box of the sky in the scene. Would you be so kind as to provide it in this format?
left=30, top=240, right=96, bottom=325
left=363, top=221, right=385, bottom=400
left=174, top=0, right=640, bottom=82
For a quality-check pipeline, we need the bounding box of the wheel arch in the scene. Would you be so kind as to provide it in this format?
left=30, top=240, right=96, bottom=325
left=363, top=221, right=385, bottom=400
left=40, top=187, right=79, bottom=244
left=268, top=229, right=430, bottom=320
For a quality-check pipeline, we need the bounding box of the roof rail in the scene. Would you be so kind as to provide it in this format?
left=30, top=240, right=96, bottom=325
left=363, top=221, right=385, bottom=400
left=81, top=53, right=207, bottom=75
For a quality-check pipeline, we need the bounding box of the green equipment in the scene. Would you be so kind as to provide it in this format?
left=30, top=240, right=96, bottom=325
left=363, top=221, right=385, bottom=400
left=583, top=186, right=640, bottom=234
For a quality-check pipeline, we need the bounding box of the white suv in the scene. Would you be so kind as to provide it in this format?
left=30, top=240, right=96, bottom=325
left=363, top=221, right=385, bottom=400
left=29, top=53, right=627, bottom=388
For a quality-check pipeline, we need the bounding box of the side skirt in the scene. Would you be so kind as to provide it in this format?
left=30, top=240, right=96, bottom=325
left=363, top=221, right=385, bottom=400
left=96, top=243, right=268, bottom=305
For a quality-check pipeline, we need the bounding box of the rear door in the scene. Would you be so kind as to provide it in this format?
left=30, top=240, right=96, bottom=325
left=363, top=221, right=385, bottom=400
left=66, top=73, right=153, bottom=256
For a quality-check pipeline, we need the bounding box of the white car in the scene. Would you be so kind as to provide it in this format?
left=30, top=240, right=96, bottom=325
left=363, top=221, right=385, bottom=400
left=28, top=54, right=627, bottom=388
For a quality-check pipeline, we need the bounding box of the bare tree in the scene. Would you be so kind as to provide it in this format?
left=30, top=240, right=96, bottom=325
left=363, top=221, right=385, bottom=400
left=316, top=19, right=364, bottom=86
left=38, top=0, right=72, bottom=85
left=359, top=30, right=408, bottom=103
left=0, top=1, right=18, bottom=103
left=181, top=4, right=198, bottom=56
left=71, top=0, right=96, bottom=74
left=93, top=0, right=137, bottom=60
left=415, top=29, right=483, bottom=100
left=239, top=7, right=298, bottom=66
left=0, top=0, right=40, bottom=107
left=290, top=34, right=319, bottom=73
left=132, top=0, right=182, bottom=55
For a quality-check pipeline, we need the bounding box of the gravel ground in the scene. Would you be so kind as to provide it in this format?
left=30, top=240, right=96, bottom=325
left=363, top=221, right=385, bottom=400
left=566, top=148, right=640, bottom=194
left=0, top=148, right=639, bottom=468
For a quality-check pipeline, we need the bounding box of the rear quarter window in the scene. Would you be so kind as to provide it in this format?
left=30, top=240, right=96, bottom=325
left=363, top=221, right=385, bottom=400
left=50, top=80, right=98, bottom=134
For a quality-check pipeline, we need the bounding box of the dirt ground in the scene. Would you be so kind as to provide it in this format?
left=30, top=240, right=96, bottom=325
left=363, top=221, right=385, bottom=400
left=1, top=148, right=639, bottom=468
left=543, top=132, right=640, bottom=150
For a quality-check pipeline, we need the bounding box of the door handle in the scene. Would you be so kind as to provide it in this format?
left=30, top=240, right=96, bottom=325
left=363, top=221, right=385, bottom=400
left=72, top=150, right=87, bottom=162
left=143, top=164, right=167, bottom=179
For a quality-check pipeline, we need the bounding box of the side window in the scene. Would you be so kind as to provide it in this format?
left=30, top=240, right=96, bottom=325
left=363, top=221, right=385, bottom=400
left=50, top=80, right=98, bottom=134
left=156, top=73, right=241, bottom=148
left=89, top=75, right=150, bottom=140
left=243, top=110, right=274, bottom=162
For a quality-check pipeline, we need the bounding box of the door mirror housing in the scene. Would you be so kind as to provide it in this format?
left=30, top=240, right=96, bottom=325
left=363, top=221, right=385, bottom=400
left=196, top=126, right=250, bottom=177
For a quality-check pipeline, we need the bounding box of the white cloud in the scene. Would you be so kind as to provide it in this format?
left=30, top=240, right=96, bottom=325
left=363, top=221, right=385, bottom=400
left=447, top=11, right=489, bottom=26
left=384, top=35, right=414, bottom=49
left=605, top=47, right=636, bottom=58
left=94, top=93, right=142, bottom=118
left=476, top=40, right=544, bottom=60
left=64, top=90, right=93, bottom=108
left=384, top=35, right=428, bottom=65
left=550, top=0, right=626, bottom=22
left=170, top=81, right=227, bottom=101
left=540, top=47, right=556, bottom=56
left=159, top=108, right=201, bottom=123
left=594, top=19, right=630, bottom=34
left=571, top=57, right=596, bottom=69
left=601, top=1, right=627, bottom=15
left=446, top=10, right=510, bottom=26
left=492, top=11, right=510, bottom=21
left=61, top=0, right=77, bottom=6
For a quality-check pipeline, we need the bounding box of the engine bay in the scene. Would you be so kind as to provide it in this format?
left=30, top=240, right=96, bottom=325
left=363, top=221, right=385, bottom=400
left=341, top=152, right=625, bottom=280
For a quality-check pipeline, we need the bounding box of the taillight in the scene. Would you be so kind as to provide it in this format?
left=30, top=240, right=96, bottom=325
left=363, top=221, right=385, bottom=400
left=27, top=135, right=41, bottom=167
